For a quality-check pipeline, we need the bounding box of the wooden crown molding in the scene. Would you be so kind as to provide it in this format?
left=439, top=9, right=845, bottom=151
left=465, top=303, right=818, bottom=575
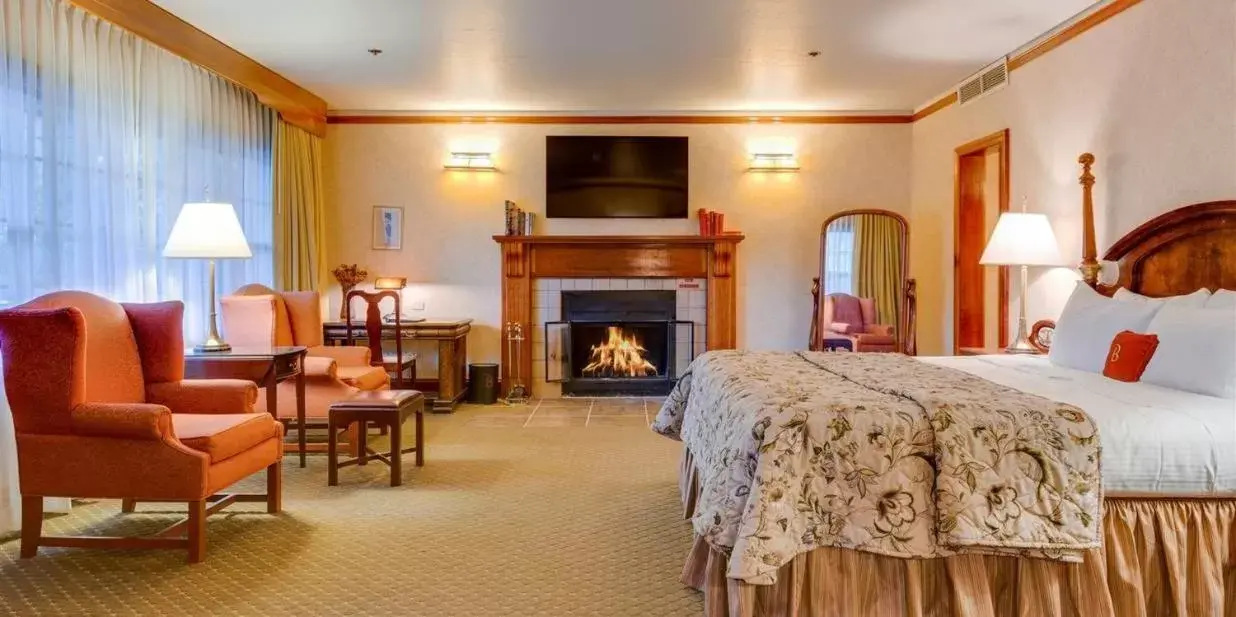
left=327, top=114, right=913, bottom=126
left=911, top=0, right=1145, bottom=124
left=67, top=0, right=328, bottom=137
left=911, top=93, right=957, bottom=123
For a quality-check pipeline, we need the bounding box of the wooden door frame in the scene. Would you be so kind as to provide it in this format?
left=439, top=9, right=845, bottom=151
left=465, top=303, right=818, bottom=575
left=953, top=129, right=1010, bottom=353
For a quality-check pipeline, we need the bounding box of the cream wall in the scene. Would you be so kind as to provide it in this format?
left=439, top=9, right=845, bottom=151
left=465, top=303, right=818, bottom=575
left=910, top=0, right=1236, bottom=355
left=325, top=123, right=911, bottom=368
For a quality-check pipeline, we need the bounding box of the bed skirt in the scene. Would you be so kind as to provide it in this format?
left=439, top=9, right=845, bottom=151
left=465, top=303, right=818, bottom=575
left=678, top=450, right=1236, bottom=617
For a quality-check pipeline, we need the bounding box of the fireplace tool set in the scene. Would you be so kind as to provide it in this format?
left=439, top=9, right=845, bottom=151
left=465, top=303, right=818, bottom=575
left=504, top=322, right=530, bottom=404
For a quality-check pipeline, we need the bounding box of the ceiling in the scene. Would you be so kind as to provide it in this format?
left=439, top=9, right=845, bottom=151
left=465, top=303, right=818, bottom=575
left=152, top=0, right=1098, bottom=114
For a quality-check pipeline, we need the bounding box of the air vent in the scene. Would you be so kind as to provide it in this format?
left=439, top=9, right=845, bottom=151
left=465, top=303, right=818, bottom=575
left=957, top=57, right=1009, bottom=106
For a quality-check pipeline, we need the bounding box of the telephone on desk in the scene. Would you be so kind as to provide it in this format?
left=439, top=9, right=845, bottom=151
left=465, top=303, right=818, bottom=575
left=382, top=313, right=426, bottom=324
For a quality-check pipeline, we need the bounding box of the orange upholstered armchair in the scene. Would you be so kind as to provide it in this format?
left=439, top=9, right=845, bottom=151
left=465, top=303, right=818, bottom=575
left=220, top=284, right=389, bottom=424
left=820, top=293, right=898, bottom=353
left=0, top=291, right=283, bottom=563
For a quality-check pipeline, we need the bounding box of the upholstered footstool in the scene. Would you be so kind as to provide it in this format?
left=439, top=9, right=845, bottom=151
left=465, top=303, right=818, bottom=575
left=327, top=390, right=425, bottom=487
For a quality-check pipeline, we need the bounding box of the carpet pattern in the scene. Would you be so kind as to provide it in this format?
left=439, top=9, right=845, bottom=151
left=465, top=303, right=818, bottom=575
left=0, top=400, right=703, bottom=616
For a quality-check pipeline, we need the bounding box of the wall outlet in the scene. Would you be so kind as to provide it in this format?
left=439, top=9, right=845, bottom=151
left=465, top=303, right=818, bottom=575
left=410, top=301, right=426, bottom=311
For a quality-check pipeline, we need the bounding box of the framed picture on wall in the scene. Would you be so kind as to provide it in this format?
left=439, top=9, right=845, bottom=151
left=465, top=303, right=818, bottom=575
left=372, top=206, right=403, bottom=250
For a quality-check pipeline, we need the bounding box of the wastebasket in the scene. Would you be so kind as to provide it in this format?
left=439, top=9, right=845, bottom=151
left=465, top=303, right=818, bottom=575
left=467, top=363, right=500, bottom=404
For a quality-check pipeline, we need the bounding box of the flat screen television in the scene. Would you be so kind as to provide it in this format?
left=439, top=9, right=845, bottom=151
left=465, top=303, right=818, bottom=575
left=546, top=136, right=688, bottom=218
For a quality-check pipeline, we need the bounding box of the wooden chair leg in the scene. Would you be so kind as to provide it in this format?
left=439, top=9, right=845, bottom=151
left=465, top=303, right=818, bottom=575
left=186, top=500, right=206, bottom=564
left=121, top=498, right=137, bottom=513
left=356, top=420, right=368, bottom=466
left=415, top=410, right=424, bottom=467
left=327, top=418, right=339, bottom=486
left=20, top=496, right=42, bottom=559
left=389, top=420, right=402, bottom=487
left=266, top=460, right=282, bottom=514
left=346, top=421, right=361, bottom=458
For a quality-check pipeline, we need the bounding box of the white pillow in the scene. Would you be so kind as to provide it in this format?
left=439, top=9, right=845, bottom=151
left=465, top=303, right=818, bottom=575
left=1049, top=283, right=1163, bottom=373
left=1141, top=305, right=1236, bottom=398
left=1113, top=287, right=1211, bottom=307
left=1205, top=289, right=1236, bottom=309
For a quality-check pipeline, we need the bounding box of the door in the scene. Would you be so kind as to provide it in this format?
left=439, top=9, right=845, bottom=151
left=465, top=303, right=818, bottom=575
left=953, top=130, right=1009, bottom=353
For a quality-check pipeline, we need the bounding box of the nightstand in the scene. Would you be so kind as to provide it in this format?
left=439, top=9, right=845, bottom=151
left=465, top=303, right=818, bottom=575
left=958, top=347, right=1042, bottom=356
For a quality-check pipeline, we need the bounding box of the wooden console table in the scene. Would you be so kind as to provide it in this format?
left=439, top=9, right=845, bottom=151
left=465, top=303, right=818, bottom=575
left=322, top=318, right=472, bottom=412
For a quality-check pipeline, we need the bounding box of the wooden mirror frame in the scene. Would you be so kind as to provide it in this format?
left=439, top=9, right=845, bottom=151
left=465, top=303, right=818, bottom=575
left=810, top=209, right=915, bottom=354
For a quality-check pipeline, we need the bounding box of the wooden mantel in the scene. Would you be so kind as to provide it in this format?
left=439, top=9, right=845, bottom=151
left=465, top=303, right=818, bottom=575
left=494, top=234, right=744, bottom=397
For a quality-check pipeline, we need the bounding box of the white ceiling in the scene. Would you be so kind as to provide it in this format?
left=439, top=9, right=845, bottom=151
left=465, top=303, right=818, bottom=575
left=152, top=0, right=1097, bottom=113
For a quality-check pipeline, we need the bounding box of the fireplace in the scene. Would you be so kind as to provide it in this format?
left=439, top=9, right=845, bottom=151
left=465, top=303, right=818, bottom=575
left=545, top=290, right=695, bottom=396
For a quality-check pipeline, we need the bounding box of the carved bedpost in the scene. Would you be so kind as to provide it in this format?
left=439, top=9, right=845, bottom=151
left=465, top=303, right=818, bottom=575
left=1078, top=153, right=1100, bottom=288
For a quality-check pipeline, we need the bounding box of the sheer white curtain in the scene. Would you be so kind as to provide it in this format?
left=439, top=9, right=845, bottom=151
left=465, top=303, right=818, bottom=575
left=823, top=216, right=857, bottom=295
left=0, top=0, right=273, bottom=329
left=0, top=0, right=274, bottom=534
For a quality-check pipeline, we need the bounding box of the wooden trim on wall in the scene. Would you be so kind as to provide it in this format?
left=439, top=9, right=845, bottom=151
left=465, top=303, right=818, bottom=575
left=328, top=114, right=913, bottom=126
left=911, top=93, right=958, bottom=122
left=66, top=0, right=327, bottom=136
left=1008, top=0, right=1145, bottom=71
left=911, top=0, right=1145, bottom=124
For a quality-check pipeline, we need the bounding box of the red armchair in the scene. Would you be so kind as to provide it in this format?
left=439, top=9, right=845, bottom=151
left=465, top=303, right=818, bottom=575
left=0, top=291, right=283, bottom=563
left=220, top=284, right=389, bottom=423
left=819, top=293, right=898, bottom=353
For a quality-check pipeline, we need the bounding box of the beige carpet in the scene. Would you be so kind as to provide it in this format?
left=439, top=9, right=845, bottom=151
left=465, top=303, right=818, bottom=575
left=0, top=400, right=704, bottom=616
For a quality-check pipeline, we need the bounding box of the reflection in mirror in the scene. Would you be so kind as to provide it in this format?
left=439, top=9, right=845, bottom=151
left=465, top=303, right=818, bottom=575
left=810, top=210, right=912, bottom=354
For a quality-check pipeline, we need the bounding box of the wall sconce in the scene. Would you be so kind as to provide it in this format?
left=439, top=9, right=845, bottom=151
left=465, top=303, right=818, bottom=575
left=445, top=151, right=497, bottom=171
left=373, top=276, right=407, bottom=290
left=747, top=152, right=800, bottom=172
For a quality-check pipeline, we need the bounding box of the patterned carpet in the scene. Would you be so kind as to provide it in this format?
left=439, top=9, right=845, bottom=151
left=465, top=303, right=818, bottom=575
left=0, top=399, right=703, bottom=616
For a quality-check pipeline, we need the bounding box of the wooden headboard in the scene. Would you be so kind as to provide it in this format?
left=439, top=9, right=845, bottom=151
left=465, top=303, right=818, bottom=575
left=1077, top=153, right=1236, bottom=296
left=1030, top=154, right=1235, bottom=351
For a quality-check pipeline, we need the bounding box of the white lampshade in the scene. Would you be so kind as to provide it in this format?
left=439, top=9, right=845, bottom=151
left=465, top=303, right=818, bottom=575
left=980, top=212, right=1062, bottom=266
left=163, top=202, right=252, bottom=259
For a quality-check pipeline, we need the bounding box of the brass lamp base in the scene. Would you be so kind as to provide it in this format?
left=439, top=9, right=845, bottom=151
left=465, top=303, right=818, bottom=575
left=1002, top=338, right=1040, bottom=355
left=194, top=258, right=231, bottom=353
left=1002, top=264, right=1040, bottom=355
left=194, top=336, right=232, bottom=353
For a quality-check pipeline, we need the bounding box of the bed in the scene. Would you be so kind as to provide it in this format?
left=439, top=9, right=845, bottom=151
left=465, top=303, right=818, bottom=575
left=654, top=154, right=1236, bottom=617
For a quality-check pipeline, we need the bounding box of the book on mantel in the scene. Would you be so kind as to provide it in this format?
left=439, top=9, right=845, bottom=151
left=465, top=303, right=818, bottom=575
left=503, top=200, right=535, bottom=236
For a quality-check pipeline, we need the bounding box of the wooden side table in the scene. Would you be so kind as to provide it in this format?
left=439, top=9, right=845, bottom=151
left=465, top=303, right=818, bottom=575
left=184, top=346, right=309, bottom=468
left=322, top=318, right=472, bottom=412
left=327, top=390, right=425, bottom=487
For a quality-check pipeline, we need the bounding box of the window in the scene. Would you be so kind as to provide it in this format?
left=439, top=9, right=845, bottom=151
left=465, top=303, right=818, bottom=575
left=0, top=3, right=274, bottom=339
left=823, top=217, right=856, bottom=296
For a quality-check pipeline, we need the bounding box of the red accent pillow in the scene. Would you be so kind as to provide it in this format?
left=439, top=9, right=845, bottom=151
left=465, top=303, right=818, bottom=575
left=1102, top=331, right=1159, bottom=382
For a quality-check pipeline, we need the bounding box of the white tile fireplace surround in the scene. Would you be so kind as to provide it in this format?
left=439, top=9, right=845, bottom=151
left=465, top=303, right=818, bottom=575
left=530, top=277, right=708, bottom=398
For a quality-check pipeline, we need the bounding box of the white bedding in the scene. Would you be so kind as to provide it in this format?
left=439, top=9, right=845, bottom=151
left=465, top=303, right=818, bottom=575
left=921, top=354, right=1236, bottom=495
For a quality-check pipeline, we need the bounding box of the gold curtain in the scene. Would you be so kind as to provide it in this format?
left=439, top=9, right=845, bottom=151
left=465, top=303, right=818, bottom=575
left=854, top=214, right=903, bottom=334
left=274, top=119, right=327, bottom=291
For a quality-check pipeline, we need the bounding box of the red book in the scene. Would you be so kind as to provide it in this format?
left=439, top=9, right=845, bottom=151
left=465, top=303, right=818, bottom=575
left=711, top=212, right=724, bottom=235
left=697, top=209, right=710, bottom=235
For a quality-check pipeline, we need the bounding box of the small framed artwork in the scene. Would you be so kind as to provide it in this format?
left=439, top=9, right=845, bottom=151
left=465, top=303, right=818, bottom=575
left=372, top=206, right=403, bottom=250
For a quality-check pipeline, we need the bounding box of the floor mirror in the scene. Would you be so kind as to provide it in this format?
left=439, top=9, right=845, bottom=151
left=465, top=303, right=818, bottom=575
left=810, top=209, right=915, bottom=354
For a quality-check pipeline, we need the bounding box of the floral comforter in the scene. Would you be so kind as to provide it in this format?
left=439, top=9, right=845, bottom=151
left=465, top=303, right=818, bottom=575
left=652, top=350, right=1102, bottom=585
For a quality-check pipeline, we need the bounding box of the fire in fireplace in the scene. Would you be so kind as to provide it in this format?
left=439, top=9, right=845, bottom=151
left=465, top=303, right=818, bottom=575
left=581, top=326, right=658, bottom=378
left=545, top=289, right=695, bottom=396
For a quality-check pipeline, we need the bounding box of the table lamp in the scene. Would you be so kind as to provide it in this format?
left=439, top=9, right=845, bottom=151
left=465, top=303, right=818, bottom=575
left=980, top=210, right=1062, bottom=354
left=163, top=202, right=252, bottom=352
